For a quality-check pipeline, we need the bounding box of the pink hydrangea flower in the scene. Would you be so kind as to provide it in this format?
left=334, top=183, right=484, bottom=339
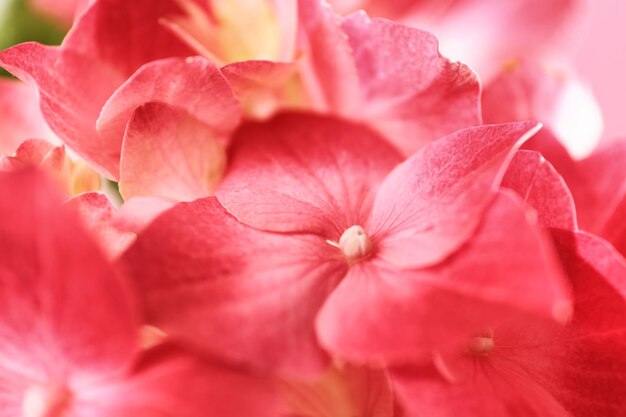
left=122, top=113, right=570, bottom=378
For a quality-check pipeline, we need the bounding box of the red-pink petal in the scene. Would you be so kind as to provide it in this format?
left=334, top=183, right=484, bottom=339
left=0, top=168, right=138, bottom=381
left=80, top=343, right=279, bottom=417
left=216, top=113, right=402, bottom=237
left=119, top=102, right=229, bottom=201
left=97, top=56, right=240, bottom=157
left=391, top=230, right=626, bottom=417
left=371, top=122, right=541, bottom=268
left=66, top=192, right=136, bottom=259
left=318, top=191, right=570, bottom=364
left=340, top=13, right=481, bottom=154
left=122, top=197, right=347, bottom=377
left=501, top=150, right=577, bottom=230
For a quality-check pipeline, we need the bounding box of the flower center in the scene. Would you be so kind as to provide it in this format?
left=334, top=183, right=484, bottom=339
left=23, top=384, right=72, bottom=417
left=467, top=336, right=495, bottom=356
left=339, top=225, right=373, bottom=261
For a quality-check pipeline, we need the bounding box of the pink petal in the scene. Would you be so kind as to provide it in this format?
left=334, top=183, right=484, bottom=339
left=121, top=197, right=347, bottom=378
left=0, top=43, right=120, bottom=177
left=317, top=191, right=570, bottom=364
left=113, top=197, right=176, bottom=234
left=370, top=122, right=541, bottom=269
left=97, top=57, right=240, bottom=157
left=599, top=195, right=626, bottom=258
left=216, top=113, right=402, bottom=237
left=80, top=343, right=279, bottom=417
left=0, top=79, right=57, bottom=155
left=397, top=0, right=582, bottom=78
left=31, top=0, right=88, bottom=27
left=66, top=192, right=136, bottom=259
left=297, top=0, right=362, bottom=112
left=119, top=102, right=229, bottom=201
left=0, top=168, right=138, bottom=381
left=501, top=150, right=577, bottom=230
left=482, top=60, right=603, bottom=159
left=391, top=230, right=626, bottom=417
left=340, top=13, right=481, bottom=154
left=221, top=60, right=299, bottom=119
left=575, top=139, right=626, bottom=232
left=0, top=0, right=194, bottom=178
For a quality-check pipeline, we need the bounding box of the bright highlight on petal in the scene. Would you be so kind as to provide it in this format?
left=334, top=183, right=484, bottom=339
left=22, top=385, right=72, bottom=417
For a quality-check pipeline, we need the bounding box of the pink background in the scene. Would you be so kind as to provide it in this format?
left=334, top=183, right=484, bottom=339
left=573, top=0, right=626, bottom=141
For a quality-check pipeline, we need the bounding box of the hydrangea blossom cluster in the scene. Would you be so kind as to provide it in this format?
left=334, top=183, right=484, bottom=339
left=1, top=0, right=625, bottom=416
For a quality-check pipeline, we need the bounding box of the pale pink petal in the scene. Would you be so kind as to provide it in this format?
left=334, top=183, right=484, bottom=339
left=341, top=13, right=481, bottom=154
left=97, top=56, right=240, bottom=155
left=216, top=113, right=402, bottom=237
left=79, top=343, right=279, bottom=417
left=0, top=79, right=57, bottom=155
left=482, top=60, right=603, bottom=159
left=0, top=168, right=138, bottom=381
left=122, top=197, right=347, bottom=378
left=370, top=122, right=541, bottom=268
left=501, top=150, right=577, bottom=230
left=119, top=102, right=228, bottom=201
left=66, top=193, right=136, bottom=259
left=397, top=0, right=583, bottom=78
left=317, top=191, right=570, bottom=364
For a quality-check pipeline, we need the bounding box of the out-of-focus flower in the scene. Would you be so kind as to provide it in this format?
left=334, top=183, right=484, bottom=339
left=0, top=78, right=58, bottom=155
left=391, top=230, right=626, bottom=417
left=30, top=0, right=91, bottom=27
left=1, top=138, right=101, bottom=196
left=121, top=114, right=570, bottom=379
left=0, top=167, right=279, bottom=417
left=482, top=60, right=603, bottom=159
left=328, top=0, right=583, bottom=77
left=281, top=362, right=395, bottom=417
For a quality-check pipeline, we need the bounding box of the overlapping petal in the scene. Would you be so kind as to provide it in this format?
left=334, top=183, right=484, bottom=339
left=0, top=0, right=194, bottom=178
left=120, top=102, right=230, bottom=201
left=501, top=150, right=577, bottom=230
left=370, top=122, right=541, bottom=268
left=392, top=230, right=626, bottom=417
left=317, top=191, right=571, bottom=364
left=216, top=113, right=402, bottom=236
left=122, top=197, right=346, bottom=377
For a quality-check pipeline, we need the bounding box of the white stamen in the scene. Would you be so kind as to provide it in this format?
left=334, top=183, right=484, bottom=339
left=338, top=225, right=373, bottom=261
left=468, top=336, right=495, bottom=355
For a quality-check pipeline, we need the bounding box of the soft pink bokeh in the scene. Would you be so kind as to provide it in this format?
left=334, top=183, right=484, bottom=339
left=574, top=0, right=626, bottom=141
